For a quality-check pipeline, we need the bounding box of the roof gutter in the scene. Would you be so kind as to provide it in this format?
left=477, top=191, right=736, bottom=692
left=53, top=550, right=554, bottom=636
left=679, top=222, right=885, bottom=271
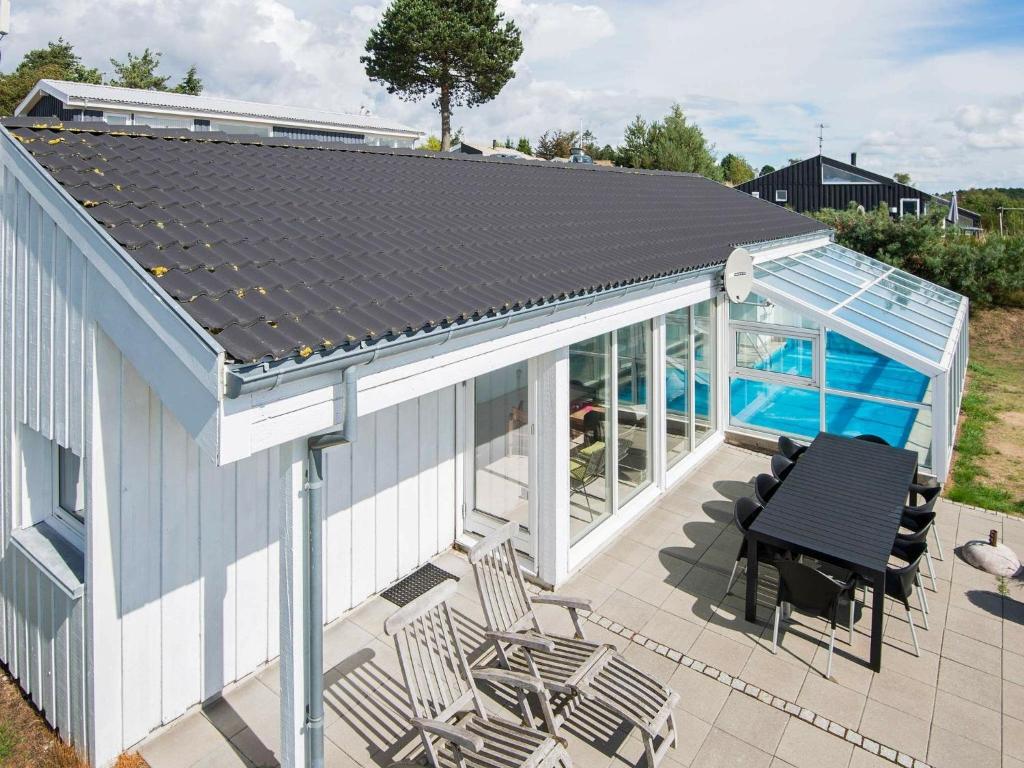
left=224, top=228, right=829, bottom=400
left=225, top=261, right=728, bottom=399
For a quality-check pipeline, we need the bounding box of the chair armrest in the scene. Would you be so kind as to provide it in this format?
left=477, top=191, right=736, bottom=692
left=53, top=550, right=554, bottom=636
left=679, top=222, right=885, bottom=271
left=410, top=718, right=484, bottom=754
left=472, top=668, right=546, bottom=694
left=485, top=631, right=556, bottom=653
left=532, top=594, right=593, bottom=612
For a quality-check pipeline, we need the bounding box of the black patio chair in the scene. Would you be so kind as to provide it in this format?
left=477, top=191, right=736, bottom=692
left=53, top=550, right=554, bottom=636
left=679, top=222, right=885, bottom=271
left=771, top=559, right=858, bottom=679
left=770, top=453, right=795, bottom=482
left=725, top=497, right=790, bottom=597
left=881, top=541, right=929, bottom=657
left=904, top=482, right=943, bottom=560
left=777, top=435, right=807, bottom=462
left=854, top=434, right=890, bottom=445
left=895, top=511, right=938, bottom=592
left=754, top=473, right=781, bottom=507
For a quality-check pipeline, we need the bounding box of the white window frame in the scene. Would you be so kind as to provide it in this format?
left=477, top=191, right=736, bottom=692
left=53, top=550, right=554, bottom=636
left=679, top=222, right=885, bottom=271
left=51, top=444, right=85, bottom=551
left=899, top=198, right=920, bottom=218
left=775, top=189, right=788, bottom=203
left=750, top=191, right=760, bottom=199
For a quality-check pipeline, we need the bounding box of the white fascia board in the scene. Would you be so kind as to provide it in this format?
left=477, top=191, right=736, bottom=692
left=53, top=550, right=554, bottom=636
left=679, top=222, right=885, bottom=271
left=114, top=106, right=422, bottom=139
left=14, top=81, right=52, bottom=116
left=217, top=271, right=720, bottom=464
left=748, top=232, right=832, bottom=264
left=0, top=127, right=224, bottom=455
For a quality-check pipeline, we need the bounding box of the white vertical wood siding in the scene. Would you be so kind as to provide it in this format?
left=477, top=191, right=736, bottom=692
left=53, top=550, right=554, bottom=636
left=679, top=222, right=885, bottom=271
left=0, top=166, right=89, bottom=750
left=98, top=342, right=459, bottom=753
left=0, top=155, right=460, bottom=760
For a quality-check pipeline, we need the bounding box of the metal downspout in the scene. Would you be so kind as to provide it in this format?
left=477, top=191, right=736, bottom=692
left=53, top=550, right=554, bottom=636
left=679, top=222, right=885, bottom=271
left=304, top=367, right=360, bottom=768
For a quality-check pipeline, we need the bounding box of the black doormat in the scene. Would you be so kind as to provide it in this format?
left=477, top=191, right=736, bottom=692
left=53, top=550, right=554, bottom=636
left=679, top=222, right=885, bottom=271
left=381, top=563, right=459, bottom=607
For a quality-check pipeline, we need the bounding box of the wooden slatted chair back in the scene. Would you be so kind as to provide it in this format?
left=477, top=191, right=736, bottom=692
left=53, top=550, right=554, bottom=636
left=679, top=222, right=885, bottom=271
left=468, top=521, right=536, bottom=634
left=385, top=580, right=485, bottom=723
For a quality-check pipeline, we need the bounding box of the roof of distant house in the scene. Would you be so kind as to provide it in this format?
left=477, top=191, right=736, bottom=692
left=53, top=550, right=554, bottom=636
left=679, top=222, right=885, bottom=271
left=450, top=140, right=536, bottom=160
left=17, top=79, right=423, bottom=138
left=5, top=119, right=827, bottom=364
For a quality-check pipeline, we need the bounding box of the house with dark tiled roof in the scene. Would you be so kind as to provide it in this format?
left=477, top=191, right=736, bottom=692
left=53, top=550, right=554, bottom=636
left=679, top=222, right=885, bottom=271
left=0, top=118, right=968, bottom=767
left=738, top=153, right=982, bottom=230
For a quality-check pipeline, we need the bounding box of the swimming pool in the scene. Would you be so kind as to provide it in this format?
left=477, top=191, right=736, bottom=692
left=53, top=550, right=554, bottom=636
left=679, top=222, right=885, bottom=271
left=730, top=332, right=930, bottom=448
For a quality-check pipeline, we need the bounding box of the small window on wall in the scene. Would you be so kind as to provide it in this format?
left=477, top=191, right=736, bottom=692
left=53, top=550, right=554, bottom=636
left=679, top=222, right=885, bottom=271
left=775, top=189, right=788, bottom=203
left=900, top=198, right=920, bottom=218
left=751, top=191, right=760, bottom=199
left=57, top=446, right=85, bottom=530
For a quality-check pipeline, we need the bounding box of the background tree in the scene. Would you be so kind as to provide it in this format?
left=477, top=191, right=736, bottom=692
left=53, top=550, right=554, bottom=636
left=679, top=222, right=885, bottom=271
left=535, top=129, right=577, bottom=160
left=617, top=114, right=653, bottom=168
left=759, top=164, right=776, bottom=176
left=650, top=104, right=721, bottom=178
left=893, top=172, right=912, bottom=185
left=0, top=38, right=101, bottom=115
left=362, top=0, right=523, bottom=151
left=421, top=135, right=443, bottom=151
left=515, top=136, right=532, bottom=155
left=720, top=153, right=755, bottom=185
left=108, top=49, right=203, bottom=94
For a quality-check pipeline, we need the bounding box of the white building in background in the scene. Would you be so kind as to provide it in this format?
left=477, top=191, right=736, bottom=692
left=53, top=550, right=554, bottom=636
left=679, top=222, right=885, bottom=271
left=16, top=79, right=423, bottom=147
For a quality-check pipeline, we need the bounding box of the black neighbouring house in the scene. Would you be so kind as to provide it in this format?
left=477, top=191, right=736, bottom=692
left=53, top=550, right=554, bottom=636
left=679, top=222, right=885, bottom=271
left=737, top=154, right=981, bottom=230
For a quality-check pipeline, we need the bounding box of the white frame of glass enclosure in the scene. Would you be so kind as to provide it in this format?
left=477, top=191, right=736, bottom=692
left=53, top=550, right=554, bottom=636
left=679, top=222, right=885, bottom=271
left=742, top=242, right=969, bottom=479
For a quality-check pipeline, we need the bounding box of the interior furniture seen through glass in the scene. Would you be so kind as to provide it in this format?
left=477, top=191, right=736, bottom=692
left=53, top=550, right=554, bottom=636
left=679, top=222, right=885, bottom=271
left=616, top=322, right=652, bottom=507
left=569, top=336, right=611, bottom=544
left=472, top=361, right=531, bottom=535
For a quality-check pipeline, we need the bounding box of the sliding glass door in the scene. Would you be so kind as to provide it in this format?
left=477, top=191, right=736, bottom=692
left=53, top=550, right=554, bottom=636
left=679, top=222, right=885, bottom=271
left=568, top=322, right=653, bottom=545
left=467, top=361, right=534, bottom=556
left=665, top=298, right=718, bottom=470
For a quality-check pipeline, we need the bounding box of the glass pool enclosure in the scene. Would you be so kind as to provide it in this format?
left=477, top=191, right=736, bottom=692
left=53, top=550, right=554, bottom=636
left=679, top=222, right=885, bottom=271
left=727, top=242, right=968, bottom=477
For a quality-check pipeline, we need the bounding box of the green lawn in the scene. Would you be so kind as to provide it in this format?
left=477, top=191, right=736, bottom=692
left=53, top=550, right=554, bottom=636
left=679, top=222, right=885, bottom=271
left=947, top=308, right=1024, bottom=515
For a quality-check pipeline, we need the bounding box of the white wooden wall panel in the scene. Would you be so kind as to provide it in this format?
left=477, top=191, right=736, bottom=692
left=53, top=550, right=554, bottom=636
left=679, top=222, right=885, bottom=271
left=0, top=165, right=460, bottom=759
left=0, top=169, right=91, bottom=756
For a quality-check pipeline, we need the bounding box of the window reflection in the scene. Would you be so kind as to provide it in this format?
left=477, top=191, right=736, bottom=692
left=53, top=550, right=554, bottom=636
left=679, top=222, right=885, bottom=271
left=694, top=299, right=716, bottom=446
left=473, top=362, right=530, bottom=531
left=617, top=322, right=651, bottom=506
left=665, top=309, right=690, bottom=467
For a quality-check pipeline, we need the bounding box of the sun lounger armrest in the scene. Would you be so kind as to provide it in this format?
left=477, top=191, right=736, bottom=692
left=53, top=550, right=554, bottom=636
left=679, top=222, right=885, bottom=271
left=531, top=594, right=592, bottom=639
left=532, top=594, right=593, bottom=612
left=410, top=718, right=485, bottom=754
left=485, top=630, right=556, bottom=653
left=472, top=668, right=546, bottom=694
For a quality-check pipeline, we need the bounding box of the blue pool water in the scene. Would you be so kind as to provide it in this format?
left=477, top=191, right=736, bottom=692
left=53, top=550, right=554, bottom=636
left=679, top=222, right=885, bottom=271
left=618, top=370, right=711, bottom=419
left=730, top=332, right=929, bottom=448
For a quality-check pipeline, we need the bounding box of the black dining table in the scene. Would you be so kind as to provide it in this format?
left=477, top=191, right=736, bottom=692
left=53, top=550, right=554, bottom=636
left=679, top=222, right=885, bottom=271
left=744, top=432, right=919, bottom=671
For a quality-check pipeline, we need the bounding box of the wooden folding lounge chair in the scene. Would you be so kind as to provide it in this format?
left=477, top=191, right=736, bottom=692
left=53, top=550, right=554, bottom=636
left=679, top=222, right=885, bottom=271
left=386, top=580, right=573, bottom=768
left=469, top=522, right=680, bottom=768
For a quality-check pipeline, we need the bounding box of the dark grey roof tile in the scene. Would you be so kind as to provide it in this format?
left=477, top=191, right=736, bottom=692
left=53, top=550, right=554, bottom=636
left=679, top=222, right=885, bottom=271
left=8, top=121, right=827, bottom=363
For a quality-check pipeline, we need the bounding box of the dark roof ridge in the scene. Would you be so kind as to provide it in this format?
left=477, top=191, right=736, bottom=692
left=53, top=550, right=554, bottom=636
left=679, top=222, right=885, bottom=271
left=3, top=118, right=708, bottom=179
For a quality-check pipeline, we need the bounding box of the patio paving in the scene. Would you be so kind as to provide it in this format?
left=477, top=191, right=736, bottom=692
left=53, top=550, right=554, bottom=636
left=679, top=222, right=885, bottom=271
left=138, top=443, right=1024, bottom=768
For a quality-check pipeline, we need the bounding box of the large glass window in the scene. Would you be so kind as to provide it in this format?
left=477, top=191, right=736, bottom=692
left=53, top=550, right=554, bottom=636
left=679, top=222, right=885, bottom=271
left=616, top=322, right=651, bottom=506
left=735, top=332, right=813, bottom=378
left=665, top=309, right=690, bottom=467
left=473, top=362, right=531, bottom=532
left=825, top=332, right=930, bottom=404
left=730, top=378, right=820, bottom=439
left=569, top=336, right=611, bottom=544
left=694, top=299, right=716, bottom=446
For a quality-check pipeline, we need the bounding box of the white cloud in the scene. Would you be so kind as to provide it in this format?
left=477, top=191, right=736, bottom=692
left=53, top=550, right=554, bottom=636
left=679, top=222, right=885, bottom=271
left=4, top=0, right=1023, bottom=189
left=498, top=0, right=614, bottom=60
left=955, top=98, right=1024, bottom=149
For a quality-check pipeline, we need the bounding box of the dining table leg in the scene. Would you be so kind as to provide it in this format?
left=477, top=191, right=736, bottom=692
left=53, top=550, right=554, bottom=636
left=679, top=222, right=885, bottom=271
left=870, top=571, right=885, bottom=671
left=745, top=537, right=759, bottom=623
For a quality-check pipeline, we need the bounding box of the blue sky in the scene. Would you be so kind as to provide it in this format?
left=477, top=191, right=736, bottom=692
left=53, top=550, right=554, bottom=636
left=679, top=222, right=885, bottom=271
left=6, top=0, right=1023, bottom=190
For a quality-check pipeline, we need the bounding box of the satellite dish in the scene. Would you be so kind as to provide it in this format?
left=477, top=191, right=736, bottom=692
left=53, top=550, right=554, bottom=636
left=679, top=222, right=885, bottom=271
left=723, top=247, right=754, bottom=303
